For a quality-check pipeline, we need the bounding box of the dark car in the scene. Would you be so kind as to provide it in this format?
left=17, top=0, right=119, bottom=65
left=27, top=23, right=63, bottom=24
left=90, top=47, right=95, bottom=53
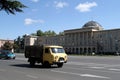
left=0, top=50, right=16, bottom=59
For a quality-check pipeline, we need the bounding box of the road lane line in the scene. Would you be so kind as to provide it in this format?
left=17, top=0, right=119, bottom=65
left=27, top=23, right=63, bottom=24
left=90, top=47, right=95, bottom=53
left=89, top=67, right=105, bottom=69
left=68, top=61, right=120, bottom=68
left=26, top=74, right=38, bottom=79
left=67, top=61, right=109, bottom=66
left=80, top=74, right=110, bottom=79
left=65, top=66, right=120, bottom=74
left=51, top=70, right=110, bottom=79
left=109, top=68, right=120, bottom=71
left=51, top=70, right=80, bottom=76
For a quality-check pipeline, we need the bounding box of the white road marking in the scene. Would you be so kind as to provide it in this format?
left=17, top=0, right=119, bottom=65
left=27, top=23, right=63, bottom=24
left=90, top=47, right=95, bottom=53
left=65, top=66, right=120, bottom=74
left=90, top=67, right=120, bottom=72
left=80, top=74, right=109, bottom=79
left=90, top=67, right=105, bottom=69
left=51, top=70, right=110, bottom=79
left=26, top=75, right=38, bottom=79
left=68, top=61, right=120, bottom=68
left=51, top=70, right=80, bottom=76
left=108, top=68, right=120, bottom=71
left=67, top=61, right=109, bottom=66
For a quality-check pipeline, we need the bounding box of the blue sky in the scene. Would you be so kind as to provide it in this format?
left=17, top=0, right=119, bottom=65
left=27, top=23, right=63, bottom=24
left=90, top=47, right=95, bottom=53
left=0, top=0, right=120, bottom=40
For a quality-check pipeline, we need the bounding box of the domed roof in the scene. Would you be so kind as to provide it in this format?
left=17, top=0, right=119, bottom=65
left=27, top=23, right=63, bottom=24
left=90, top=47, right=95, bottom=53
left=82, top=21, right=103, bottom=30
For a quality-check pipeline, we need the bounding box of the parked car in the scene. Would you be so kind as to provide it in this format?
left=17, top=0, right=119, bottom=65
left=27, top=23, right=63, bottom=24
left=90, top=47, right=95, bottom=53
left=0, top=50, right=16, bottom=59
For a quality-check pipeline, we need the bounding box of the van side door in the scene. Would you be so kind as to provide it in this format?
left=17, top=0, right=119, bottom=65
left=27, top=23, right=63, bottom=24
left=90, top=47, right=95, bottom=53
left=43, top=48, right=52, bottom=64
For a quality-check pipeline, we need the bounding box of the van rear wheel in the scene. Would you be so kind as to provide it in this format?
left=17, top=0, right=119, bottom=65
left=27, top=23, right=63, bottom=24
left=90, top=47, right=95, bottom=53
left=30, top=60, right=35, bottom=67
left=29, top=58, right=35, bottom=67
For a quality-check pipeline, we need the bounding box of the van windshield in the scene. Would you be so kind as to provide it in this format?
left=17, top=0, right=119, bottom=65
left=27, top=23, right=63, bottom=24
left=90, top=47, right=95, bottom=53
left=51, top=48, right=65, bottom=53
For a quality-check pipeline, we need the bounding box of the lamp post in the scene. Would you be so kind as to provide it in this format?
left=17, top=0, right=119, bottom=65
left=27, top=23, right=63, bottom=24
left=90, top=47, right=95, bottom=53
left=97, top=40, right=103, bottom=55
left=100, top=40, right=103, bottom=55
left=115, top=40, right=120, bottom=56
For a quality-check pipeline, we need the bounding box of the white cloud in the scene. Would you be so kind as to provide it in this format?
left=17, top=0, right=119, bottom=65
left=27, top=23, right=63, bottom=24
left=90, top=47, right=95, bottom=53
left=75, top=2, right=97, bottom=12
left=24, top=18, right=44, bottom=25
left=31, top=0, right=39, bottom=3
left=54, top=1, right=68, bottom=9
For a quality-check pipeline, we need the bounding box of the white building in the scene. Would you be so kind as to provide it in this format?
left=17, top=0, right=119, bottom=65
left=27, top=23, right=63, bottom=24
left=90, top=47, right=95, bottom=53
left=24, top=35, right=38, bottom=46
left=0, top=39, right=14, bottom=48
left=37, top=35, right=64, bottom=46
left=24, top=21, right=120, bottom=55
left=64, top=21, right=120, bottom=54
left=0, top=39, right=14, bottom=52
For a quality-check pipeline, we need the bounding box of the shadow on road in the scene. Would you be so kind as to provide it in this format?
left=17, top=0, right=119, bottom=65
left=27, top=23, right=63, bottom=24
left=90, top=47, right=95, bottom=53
left=11, top=64, right=58, bottom=69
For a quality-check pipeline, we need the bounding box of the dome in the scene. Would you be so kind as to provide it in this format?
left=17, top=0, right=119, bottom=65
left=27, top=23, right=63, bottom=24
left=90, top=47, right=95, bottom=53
left=82, top=21, right=103, bottom=30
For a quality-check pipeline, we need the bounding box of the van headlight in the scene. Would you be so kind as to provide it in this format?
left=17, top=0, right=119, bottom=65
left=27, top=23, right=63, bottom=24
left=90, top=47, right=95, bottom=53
left=55, top=56, right=58, bottom=60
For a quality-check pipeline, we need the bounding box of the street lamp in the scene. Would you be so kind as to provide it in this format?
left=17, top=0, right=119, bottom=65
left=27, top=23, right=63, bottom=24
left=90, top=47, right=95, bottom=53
left=115, top=40, right=120, bottom=55
left=100, top=40, right=103, bottom=54
left=97, top=40, right=103, bottom=55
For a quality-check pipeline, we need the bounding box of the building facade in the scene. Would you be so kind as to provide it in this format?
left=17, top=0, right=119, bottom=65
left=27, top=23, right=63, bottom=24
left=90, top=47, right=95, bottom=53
left=24, top=35, right=64, bottom=46
left=0, top=39, right=14, bottom=52
left=24, top=21, right=120, bottom=54
left=37, top=35, right=64, bottom=46
left=24, top=35, right=38, bottom=46
left=64, top=21, right=120, bottom=54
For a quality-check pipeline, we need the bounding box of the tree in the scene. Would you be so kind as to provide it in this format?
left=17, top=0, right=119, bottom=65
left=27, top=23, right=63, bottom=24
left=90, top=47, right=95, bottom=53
left=14, top=35, right=26, bottom=52
left=58, top=32, right=64, bottom=35
left=14, top=36, right=21, bottom=51
left=37, top=30, right=44, bottom=36
left=13, top=43, right=19, bottom=50
left=0, top=0, right=27, bottom=14
left=20, top=35, right=26, bottom=49
left=31, top=33, right=37, bottom=36
left=44, top=30, right=56, bottom=36
left=1, top=41, right=13, bottom=50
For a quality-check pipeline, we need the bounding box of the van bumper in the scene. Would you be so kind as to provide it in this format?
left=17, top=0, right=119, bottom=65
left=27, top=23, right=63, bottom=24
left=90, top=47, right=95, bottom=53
left=53, top=60, right=67, bottom=64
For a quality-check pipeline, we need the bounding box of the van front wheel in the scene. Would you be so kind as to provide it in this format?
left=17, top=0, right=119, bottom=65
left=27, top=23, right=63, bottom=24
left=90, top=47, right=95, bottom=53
left=43, top=61, right=51, bottom=68
left=57, top=63, right=63, bottom=68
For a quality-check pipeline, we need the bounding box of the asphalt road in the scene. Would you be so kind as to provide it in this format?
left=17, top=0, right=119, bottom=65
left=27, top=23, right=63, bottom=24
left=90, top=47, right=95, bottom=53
left=0, top=54, right=120, bottom=80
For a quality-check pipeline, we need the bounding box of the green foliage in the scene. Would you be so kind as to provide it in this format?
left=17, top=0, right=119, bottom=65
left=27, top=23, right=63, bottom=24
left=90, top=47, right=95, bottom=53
left=59, top=32, right=64, bottom=35
left=36, top=30, right=44, bottom=36
left=0, top=0, right=27, bottom=14
left=35, top=30, right=57, bottom=36
left=30, top=30, right=64, bottom=36
left=44, top=30, right=56, bottom=36
left=13, top=43, right=19, bottom=49
left=14, top=35, right=25, bottom=50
